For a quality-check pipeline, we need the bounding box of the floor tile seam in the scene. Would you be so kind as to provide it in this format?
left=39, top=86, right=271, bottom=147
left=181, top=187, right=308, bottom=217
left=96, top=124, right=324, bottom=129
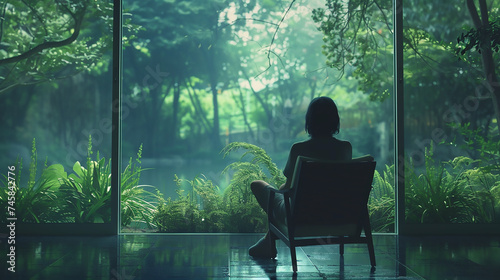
left=385, top=256, right=427, bottom=280
left=299, top=247, right=325, bottom=278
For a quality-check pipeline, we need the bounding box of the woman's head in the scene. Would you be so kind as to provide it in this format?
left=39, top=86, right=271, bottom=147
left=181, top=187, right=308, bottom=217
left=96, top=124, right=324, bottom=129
left=305, top=96, right=340, bottom=137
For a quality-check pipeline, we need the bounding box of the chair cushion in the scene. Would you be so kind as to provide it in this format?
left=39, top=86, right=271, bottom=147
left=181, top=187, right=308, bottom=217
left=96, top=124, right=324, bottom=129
left=273, top=219, right=359, bottom=238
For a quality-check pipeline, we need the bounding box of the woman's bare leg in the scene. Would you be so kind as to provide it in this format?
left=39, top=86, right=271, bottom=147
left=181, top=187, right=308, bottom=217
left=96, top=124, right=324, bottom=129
left=249, top=180, right=277, bottom=258
left=250, top=180, right=271, bottom=212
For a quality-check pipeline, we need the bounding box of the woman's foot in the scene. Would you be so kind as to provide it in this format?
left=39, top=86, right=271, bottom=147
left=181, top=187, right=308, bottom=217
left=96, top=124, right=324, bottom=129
left=249, top=235, right=277, bottom=259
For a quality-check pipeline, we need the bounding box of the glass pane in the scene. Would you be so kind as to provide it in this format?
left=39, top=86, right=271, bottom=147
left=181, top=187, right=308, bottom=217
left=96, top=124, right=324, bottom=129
left=403, top=1, right=500, bottom=224
left=121, top=0, right=394, bottom=233
left=0, top=1, right=113, bottom=225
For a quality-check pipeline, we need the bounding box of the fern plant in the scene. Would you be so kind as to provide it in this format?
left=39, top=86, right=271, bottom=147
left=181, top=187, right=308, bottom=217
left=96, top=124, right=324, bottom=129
left=221, top=142, right=285, bottom=232
left=447, top=156, right=499, bottom=223
left=154, top=176, right=204, bottom=232
left=405, top=144, right=488, bottom=224
left=221, top=142, right=286, bottom=201
left=369, top=164, right=395, bottom=232
left=154, top=142, right=284, bottom=233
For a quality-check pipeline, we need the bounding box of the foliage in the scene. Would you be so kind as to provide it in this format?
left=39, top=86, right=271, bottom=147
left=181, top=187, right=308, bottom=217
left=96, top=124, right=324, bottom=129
left=0, top=139, right=65, bottom=223
left=311, top=0, right=393, bottom=101
left=154, top=175, right=223, bottom=233
left=154, top=142, right=282, bottom=233
left=0, top=137, right=160, bottom=227
left=449, top=122, right=500, bottom=173
left=154, top=139, right=500, bottom=232
left=58, top=136, right=112, bottom=223
left=59, top=139, right=160, bottom=225
left=120, top=144, right=159, bottom=229
left=154, top=173, right=269, bottom=234
left=222, top=142, right=286, bottom=189
left=369, top=164, right=395, bottom=232
left=0, top=0, right=141, bottom=94
left=405, top=144, right=498, bottom=224
left=311, top=0, right=391, bottom=70
left=456, top=18, right=500, bottom=57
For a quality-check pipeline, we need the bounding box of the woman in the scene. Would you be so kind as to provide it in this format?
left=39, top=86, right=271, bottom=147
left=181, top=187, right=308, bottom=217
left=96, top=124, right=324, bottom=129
left=249, top=96, right=372, bottom=258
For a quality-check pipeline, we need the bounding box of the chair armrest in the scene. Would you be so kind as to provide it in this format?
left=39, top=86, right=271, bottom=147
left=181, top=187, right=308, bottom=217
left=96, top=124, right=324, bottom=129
left=268, top=188, right=292, bottom=195
left=267, top=187, right=293, bottom=224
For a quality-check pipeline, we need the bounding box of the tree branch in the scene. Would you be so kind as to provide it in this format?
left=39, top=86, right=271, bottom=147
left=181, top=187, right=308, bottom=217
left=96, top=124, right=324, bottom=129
left=466, top=0, right=482, bottom=28
left=0, top=1, right=88, bottom=66
left=259, top=0, right=296, bottom=76
left=0, top=1, right=7, bottom=43
left=20, top=0, right=49, bottom=36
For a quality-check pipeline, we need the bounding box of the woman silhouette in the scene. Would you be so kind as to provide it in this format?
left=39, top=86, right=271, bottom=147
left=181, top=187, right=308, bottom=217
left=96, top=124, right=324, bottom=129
left=248, top=96, right=372, bottom=258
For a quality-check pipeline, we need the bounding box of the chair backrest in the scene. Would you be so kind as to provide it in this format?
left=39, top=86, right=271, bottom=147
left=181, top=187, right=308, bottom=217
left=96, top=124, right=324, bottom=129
left=288, top=156, right=376, bottom=237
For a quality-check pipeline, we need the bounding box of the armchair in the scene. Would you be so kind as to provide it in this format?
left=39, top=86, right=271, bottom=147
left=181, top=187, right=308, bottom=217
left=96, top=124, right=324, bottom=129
left=267, top=156, right=377, bottom=272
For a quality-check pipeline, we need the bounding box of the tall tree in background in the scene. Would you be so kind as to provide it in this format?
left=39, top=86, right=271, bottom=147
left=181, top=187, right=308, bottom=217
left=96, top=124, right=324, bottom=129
left=459, top=0, right=500, bottom=133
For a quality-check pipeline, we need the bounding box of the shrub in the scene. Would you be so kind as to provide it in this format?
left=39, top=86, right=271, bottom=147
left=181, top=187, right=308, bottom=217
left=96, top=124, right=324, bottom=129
left=405, top=144, right=498, bottom=223
left=369, top=164, right=395, bottom=232
left=1, top=137, right=161, bottom=227
left=0, top=139, right=65, bottom=223
left=154, top=142, right=283, bottom=233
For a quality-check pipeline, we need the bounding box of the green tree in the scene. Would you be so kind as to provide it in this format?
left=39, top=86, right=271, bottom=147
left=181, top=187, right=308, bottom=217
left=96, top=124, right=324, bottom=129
left=312, top=0, right=500, bottom=137
left=0, top=0, right=114, bottom=94
left=458, top=0, right=500, bottom=134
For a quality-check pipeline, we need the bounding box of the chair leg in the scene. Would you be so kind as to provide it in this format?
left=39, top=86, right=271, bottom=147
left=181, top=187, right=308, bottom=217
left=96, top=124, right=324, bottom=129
left=367, top=240, right=376, bottom=267
left=363, top=211, right=376, bottom=267
left=290, top=246, right=298, bottom=272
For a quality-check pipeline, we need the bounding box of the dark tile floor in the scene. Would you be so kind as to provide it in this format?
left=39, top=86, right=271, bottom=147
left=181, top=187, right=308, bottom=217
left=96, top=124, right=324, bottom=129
left=1, top=234, right=499, bottom=279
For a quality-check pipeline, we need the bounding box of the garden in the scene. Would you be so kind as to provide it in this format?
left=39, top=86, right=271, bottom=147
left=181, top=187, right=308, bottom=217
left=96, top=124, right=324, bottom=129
left=1, top=0, right=499, bottom=233
left=2, top=125, right=498, bottom=233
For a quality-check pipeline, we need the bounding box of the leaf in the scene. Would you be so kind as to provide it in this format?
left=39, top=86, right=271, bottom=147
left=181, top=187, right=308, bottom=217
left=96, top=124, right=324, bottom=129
left=72, top=161, right=85, bottom=178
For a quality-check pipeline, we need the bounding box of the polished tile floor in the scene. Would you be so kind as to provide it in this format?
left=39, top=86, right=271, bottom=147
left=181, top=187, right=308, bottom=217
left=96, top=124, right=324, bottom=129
left=1, top=234, right=499, bottom=279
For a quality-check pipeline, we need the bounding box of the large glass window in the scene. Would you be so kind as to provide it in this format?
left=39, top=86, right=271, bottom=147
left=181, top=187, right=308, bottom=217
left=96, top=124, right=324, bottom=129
left=2, top=0, right=497, bottom=236
left=121, top=0, right=395, bottom=233
left=0, top=1, right=114, bottom=231
left=403, top=1, right=500, bottom=228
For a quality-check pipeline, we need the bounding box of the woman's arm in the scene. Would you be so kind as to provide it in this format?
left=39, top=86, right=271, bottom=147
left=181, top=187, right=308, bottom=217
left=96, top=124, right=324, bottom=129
left=352, top=155, right=375, bottom=162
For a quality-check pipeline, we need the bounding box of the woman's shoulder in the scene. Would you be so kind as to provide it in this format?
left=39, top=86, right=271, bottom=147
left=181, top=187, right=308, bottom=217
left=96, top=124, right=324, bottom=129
left=292, top=137, right=351, bottom=148
left=334, top=138, right=352, bottom=147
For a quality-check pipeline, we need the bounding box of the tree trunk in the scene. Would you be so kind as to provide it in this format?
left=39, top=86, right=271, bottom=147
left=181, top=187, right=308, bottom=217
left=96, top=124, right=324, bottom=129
left=172, top=78, right=181, bottom=146
left=210, top=78, right=221, bottom=150
left=203, top=48, right=221, bottom=150
left=467, top=0, right=500, bottom=134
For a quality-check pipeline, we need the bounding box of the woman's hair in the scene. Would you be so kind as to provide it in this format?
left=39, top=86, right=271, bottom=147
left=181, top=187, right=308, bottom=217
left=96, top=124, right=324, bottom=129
left=305, top=96, right=340, bottom=137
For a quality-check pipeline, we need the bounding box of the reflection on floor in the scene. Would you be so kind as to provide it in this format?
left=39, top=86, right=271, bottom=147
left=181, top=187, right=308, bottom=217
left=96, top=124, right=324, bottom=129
left=1, top=234, right=499, bottom=279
